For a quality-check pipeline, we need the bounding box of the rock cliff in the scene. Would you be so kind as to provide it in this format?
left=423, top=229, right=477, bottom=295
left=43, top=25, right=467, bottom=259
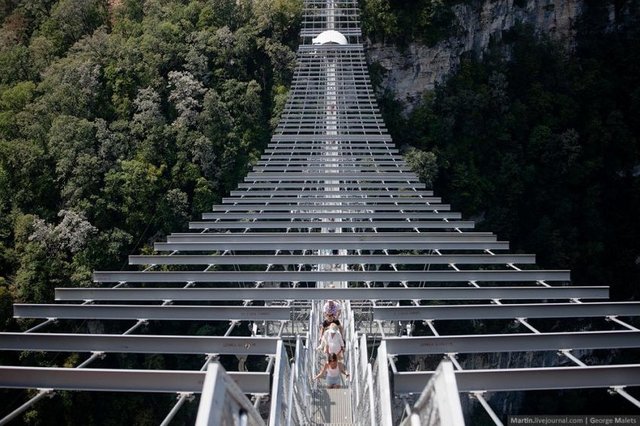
left=366, top=0, right=584, bottom=112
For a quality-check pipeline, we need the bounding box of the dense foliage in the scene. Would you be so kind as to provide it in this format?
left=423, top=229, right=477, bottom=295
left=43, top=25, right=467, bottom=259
left=380, top=4, right=640, bottom=300
left=0, top=0, right=300, bottom=423
left=0, top=0, right=301, bottom=304
left=360, top=0, right=459, bottom=45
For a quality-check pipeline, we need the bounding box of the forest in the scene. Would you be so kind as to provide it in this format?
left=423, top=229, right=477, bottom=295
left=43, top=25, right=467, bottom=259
left=0, top=0, right=302, bottom=326
left=0, top=0, right=638, bottom=423
left=364, top=0, right=640, bottom=301
left=0, top=0, right=302, bottom=422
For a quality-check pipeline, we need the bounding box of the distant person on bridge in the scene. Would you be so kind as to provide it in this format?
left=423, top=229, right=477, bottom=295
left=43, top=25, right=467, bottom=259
left=314, top=353, right=349, bottom=389
left=323, top=299, right=342, bottom=320
left=320, top=298, right=344, bottom=338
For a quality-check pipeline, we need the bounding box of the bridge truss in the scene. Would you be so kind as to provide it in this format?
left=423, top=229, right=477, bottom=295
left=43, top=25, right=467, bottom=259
left=1, top=1, right=639, bottom=425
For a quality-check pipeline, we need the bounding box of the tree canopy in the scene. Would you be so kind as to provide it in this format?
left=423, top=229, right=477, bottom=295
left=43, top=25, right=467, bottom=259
left=384, top=7, right=640, bottom=301
left=0, top=1, right=302, bottom=422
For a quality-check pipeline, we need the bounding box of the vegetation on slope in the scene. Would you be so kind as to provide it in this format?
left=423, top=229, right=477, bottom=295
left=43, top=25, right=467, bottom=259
left=0, top=0, right=301, bottom=423
left=0, top=0, right=301, bottom=306
left=379, top=3, right=640, bottom=301
left=360, top=0, right=459, bottom=46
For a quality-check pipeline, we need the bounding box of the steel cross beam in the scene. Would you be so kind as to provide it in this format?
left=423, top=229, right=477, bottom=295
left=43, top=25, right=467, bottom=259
left=253, top=161, right=406, bottom=166
left=0, top=366, right=270, bottom=394
left=251, top=168, right=410, bottom=173
left=384, top=331, right=640, bottom=355
left=13, top=305, right=291, bottom=321
left=188, top=220, right=475, bottom=230
left=264, top=142, right=392, bottom=147
left=228, top=190, right=434, bottom=196
left=92, top=270, right=570, bottom=283
left=268, top=136, right=392, bottom=142
left=394, top=365, right=640, bottom=393
left=262, top=157, right=404, bottom=164
left=153, top=241, right=509, bottom=251
left=265, top=144, right=388, bottom=149
left=207, top=204, right=451, bottom=211
left=166, top=232, right=494, bottom=241
left=200, top=212, right=462, bottom=220
left=236, top=182, right=425, bottom=188
left=244, top=176, right=419, bottom=183
left=128, top=254, right=536, bottom=266
left=0, top=333, right=280, bottom=355
left=220, top=197, right=441, bottom=204
left=264, top=147, right=391, bottom=151
left=373, top=302, right=640, bottom=320
left=56, top=286, right=607, bottom=302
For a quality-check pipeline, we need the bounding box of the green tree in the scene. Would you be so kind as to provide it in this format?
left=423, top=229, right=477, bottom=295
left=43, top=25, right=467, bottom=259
left=38, top=0, right=107, bottom=54
left=405, top=148, right=438, bottom=188
left=101, top=159, right=165, bottom=234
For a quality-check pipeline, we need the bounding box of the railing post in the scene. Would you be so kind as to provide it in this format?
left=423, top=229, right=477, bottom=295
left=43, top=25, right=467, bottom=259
left=367, top=364, right=376, bottom=426
left=286, top=361, right=296, bottom=426
left=376, top=341, right=394, bottom=425
left=196, top=363, right=265, bottom=426
left=400, top=360, right=465, bottom=426
left=268, top=341, right=287, bottom=426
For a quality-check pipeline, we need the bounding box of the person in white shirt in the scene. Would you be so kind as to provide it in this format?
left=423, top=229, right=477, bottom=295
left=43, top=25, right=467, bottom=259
left=320, top=322, right=344, bottom=359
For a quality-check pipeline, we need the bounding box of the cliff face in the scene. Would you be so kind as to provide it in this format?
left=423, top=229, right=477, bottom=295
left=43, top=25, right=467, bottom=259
left=366, top=0, right=584, bottom=112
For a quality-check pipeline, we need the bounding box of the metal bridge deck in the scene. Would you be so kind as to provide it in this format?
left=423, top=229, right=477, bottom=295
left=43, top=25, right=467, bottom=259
left=313, top=388, right=354, bottom=425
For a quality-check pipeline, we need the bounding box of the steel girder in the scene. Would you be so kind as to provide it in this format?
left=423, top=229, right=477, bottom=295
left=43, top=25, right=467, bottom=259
left=128, top=254, right=535, bottom=266
left=0, top=367, right=270, bottom=394
left=187, top=220, right=475, bottom=230
left=0, top=333, right=280, bottom=355
left=153, top=241, right=509, bottom=251
left=206, top=204, right=449, bottom=211
left=220, top=197, right=440, bottom=204
left=200, top=212, right=462, bottom=220
left=211, top=205, right=451, bottom=212
left=383, top=331, right=640, bottom=355
left=228, top=190, right=434, bottom=196
left=92, top=270, right=570, bottom=283
left=165, top=232, right=494, bottom=241
left=373, top=302, right=640, bottom=320
left=13, top=304, right=291, bottom=321
left=394, top=365, right=640, bottom=393
left=56, top=286, right=606, bottom=302
left=235, top=183, right=426, bottom=189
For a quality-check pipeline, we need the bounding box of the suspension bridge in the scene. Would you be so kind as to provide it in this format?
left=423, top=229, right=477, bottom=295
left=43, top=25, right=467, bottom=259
left=1, top=1, right=639, bottom=425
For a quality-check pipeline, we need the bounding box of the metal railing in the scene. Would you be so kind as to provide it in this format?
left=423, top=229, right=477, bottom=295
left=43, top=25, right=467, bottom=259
left=399, top=360, right=465, bottom=426
left=353, top=334, right=393, bottom=426
left=293, top=336, right=313, bottom=425
left=196, top=362, right=265, bottom=426
left=269, top=341, right=295, bottom=426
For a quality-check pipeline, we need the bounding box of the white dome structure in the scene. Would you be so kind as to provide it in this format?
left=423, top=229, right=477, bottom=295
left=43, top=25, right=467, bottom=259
left=312, top=30, right=348, bottom=45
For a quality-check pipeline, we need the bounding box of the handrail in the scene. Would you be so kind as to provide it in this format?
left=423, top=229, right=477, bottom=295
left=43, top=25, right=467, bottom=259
left=367, top=364, right=376, bottom=426
left=400, top=360, right=465, bottom=426
left=286, top=361, right=296, bottom=426
left=376, top=341, right=394, bottom=425
left=293, top=336, right=310, bottom=424
left=196, top=362, right=265, bottom=426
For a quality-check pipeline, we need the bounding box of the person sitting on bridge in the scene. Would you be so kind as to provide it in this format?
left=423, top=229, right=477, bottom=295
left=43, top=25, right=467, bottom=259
left=320, top=322, right=345, bottom=359
left=314, top=353, right=349, bottom=389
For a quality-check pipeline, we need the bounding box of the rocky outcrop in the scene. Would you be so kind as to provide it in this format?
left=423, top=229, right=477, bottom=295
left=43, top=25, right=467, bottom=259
left=366, top=0, right=584, bottom=112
